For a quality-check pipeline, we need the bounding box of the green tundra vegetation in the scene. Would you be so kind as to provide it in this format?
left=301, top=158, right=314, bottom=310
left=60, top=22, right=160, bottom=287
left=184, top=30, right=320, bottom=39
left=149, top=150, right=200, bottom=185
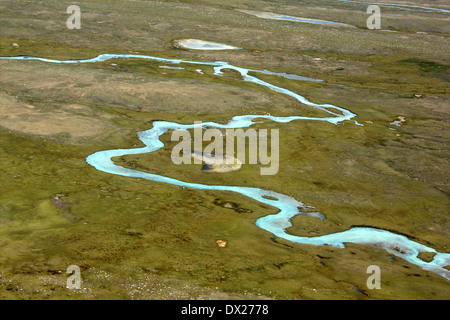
left=0, top=0, right=448, bottom=299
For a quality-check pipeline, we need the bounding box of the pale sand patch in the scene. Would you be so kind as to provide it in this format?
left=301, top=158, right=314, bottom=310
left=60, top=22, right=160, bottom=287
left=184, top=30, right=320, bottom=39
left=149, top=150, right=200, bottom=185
left=174, top=39, right=241, bottom=50
left=0, top=92, right=106, bottom=139
left=188, top=151, right=242, bottom=173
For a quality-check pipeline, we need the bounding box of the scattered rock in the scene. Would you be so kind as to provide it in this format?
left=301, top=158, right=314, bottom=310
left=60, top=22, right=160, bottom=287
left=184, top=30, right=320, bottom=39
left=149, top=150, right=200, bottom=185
left=216, top=240, right=227, bottom=248
left=390, top=116, right=406, bottom=127
left=297, top=205, right=319, bottom=213
left=52, top=194, right=71, bottom=212
left=52, top=194, right=79, bottom=221
left=47, top=270, right=63, bottom=275
left=213, top=198, right=253, bottom=213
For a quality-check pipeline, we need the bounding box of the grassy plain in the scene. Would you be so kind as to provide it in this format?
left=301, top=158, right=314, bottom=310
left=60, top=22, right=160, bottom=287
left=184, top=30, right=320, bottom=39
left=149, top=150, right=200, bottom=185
left=0, top=0, right=449, bottom=299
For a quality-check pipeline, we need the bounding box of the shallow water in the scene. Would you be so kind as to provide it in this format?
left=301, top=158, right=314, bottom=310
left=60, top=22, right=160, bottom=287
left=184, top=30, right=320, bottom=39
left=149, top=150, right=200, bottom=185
left=1, top=53, right=449, bottom=280
left=329, top=0, right=450, bottom=13
left=238, top=10, right=350, bottom=27
left=252, top=69, right=325, bottom=82
left=159, top=65, right=185, bottom=70
left=275, top=15, right=343, bottom=25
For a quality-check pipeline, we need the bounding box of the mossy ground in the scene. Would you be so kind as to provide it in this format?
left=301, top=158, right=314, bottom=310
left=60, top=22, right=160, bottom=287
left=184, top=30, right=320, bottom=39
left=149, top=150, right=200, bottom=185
left=0, top=0, right=449, bottom=299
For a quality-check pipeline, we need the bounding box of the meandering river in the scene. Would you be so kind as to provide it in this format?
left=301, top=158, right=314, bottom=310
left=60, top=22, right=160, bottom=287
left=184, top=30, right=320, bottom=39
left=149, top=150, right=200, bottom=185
left=1, top=53, right=449, bottom=280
